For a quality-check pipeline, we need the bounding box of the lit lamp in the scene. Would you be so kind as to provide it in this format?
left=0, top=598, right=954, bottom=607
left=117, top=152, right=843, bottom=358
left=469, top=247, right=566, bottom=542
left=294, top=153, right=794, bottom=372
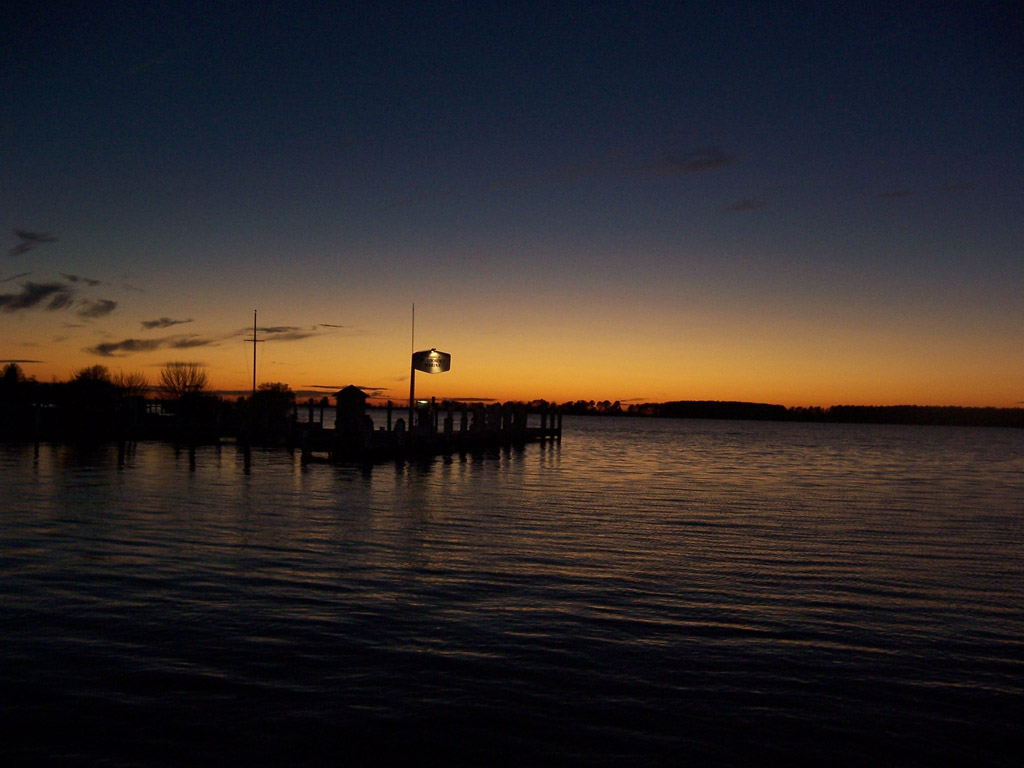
left=409, top=348, right=451, bottom=427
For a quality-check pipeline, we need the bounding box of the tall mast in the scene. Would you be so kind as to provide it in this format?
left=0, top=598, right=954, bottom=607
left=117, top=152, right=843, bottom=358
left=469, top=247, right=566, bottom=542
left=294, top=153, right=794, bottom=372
left=245, top=309, right=264, bottom=398
left=408, top=303, right=415, bottom=426
left=252, top=309, right=258, bottom=395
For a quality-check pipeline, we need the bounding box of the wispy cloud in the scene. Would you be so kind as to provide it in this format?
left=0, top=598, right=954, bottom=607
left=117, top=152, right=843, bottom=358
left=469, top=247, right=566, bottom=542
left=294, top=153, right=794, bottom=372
left=0, top=281, right=75, bottom=312
left=1, top=271, right=33, bottom=283
left=87, top=334, right=219, bottom=357
left=87, top=339, right=164, bottom=356
left=261, top=325, right=304, bottom=335
left=266, top=328, right=319, bottom=341
left=0, top=358, right=44, bottom=364
left=93, top=321, right=339, bottom=358
left=0, top=279, right=117, bottom=319
left=7, top=230, right=58, bottom=258
left=142, top=316, right=193, bottom=330
left=78, top=299, right=118, bottom=318
left=171, top=336, right=215, bottom=349
left=61, top=272, right=102, bottom=287
left=386, top=146, right=741, bottom=209
left=241, top=325, right=322, bottom=342
left=236, top=325, right=338, bottom=342
left=725, top=198, right=766, bottom=212
left=650, top=147, right=740, bottom=175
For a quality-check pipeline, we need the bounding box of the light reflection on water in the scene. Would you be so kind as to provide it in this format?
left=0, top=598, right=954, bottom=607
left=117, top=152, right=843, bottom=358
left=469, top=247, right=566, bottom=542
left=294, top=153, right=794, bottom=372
left=2, top=418, right=1023, bottom=766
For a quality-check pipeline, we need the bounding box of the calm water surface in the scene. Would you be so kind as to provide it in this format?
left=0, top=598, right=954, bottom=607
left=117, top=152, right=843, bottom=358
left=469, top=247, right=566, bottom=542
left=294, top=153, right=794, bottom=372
left=3, top=417, right=1023, bottom=766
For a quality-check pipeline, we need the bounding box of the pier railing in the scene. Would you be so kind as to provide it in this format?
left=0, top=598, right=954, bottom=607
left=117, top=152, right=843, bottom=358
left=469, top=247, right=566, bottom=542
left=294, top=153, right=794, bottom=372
left=298, top=400, right=562, bottom=463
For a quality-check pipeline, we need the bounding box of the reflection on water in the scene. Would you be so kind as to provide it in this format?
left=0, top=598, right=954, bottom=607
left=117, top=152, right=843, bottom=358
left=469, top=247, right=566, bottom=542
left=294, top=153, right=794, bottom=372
left=2, top=418, right=1023, bottom=766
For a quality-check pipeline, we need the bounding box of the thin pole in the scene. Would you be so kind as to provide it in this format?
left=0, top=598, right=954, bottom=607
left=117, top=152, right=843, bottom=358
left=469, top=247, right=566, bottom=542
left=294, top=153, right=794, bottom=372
left=252, top=309, right=258, bottom=395
left=408, top=303, right=415, bottom=427
left=246, top=310, right=264, bottom=396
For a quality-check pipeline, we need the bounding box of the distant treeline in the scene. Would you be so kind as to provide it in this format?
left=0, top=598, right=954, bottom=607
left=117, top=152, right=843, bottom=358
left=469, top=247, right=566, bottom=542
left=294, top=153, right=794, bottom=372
left=547, top=399, right=1024, bottom=428
left=0, top=362, right=296, bottom=443
left=4, top=359, right=1022, bottom=438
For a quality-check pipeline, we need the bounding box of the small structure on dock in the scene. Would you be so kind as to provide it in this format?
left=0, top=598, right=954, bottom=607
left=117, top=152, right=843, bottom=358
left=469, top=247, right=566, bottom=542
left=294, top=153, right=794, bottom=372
left=334, top=385, right=370, bottom=432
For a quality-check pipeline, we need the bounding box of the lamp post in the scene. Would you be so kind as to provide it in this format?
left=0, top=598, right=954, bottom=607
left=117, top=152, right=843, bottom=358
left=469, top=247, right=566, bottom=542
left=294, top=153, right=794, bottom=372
left=409, top=348, right=451, bottom=429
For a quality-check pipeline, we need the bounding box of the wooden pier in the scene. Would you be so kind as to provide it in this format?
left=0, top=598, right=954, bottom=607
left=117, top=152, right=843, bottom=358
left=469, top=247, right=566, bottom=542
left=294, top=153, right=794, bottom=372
left=296, top=395, right=562, bottom=464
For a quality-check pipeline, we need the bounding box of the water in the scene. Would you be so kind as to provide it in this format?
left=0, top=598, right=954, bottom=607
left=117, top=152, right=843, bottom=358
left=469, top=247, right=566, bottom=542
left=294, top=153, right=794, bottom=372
left=3, top=418, right=1023, bottom=766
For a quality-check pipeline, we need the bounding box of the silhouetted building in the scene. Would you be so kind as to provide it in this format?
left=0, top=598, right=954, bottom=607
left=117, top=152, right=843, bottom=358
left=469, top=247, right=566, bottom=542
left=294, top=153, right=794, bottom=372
left=334, top=385, right=371, bottom=447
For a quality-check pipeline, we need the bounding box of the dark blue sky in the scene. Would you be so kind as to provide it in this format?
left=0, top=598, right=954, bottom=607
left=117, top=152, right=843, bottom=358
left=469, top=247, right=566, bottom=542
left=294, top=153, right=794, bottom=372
left=2, top=1, right=1022, bottom=404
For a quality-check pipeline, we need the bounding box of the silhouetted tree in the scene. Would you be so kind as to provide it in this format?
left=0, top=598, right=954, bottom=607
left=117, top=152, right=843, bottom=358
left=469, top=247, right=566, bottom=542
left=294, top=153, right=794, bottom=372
left=69, top=365, right=117, bottom=402
left=2, top=362, right=25, bottom=385
left=58, top=365, right=120, bottom=438
left=1, top=362, right=33, bottom=404
left=245, top=382, right=296, bottom=442
left=72, top=364, right=113, bottom=384
left=158, top=362, right=209, bottom=399
left=113, top=369, right=149, bottom=397
left=0, top=363, right=39, bottom=438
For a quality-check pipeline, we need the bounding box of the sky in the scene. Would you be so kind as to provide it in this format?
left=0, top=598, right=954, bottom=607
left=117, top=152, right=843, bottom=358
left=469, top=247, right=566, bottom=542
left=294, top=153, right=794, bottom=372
left=2, top=1, right=1022, bottom=407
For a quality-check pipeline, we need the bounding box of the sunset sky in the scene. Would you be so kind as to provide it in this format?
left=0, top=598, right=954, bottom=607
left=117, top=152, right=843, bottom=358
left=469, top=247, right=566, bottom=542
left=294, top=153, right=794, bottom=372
left=3, top=2, right=1021, bottom=406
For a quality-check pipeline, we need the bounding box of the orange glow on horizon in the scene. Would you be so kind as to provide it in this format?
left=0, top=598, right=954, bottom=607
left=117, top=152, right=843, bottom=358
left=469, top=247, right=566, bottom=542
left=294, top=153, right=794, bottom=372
left=5, top=274, right=1022, bottom=410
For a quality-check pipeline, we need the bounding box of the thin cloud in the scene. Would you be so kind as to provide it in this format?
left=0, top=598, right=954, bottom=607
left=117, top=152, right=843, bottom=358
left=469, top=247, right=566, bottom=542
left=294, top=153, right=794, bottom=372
left=171, top=336, right=215, bottom=349
left=237, top=325, right=331, bottom=342
left=0, top=281, right=75, bottom=312
left=142, top=317, right=193, bottom=330
left=258, top=326, right=321, bottom=342
left=1, top=358, right=44, bottom=363
left=78, top=299, right=118, bottom=318
left=1, top=271, right=32, bottom=283
left=47, top=291, right=76, bottom=311
left=87, top=334, right=219, bottom=357
left=61, top=272, right=102, bottom=287
left=15, top=230, right=57, bottom=242
left=725, top=198, right=766, bottom=212
left=7, top=230, right=58, bottom=257
left=89, top=338, right=165, bottom=356
left=386, top=146, right=741, bottom=209
left=261, top=326, right=304, bottom=334
left=159, top=359, right=208, bottom=368
left=651, top=147, right=740, bottom=175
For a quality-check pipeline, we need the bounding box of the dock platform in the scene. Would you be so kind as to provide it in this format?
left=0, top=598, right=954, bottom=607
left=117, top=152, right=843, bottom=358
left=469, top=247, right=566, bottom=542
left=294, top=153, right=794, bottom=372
left=295, top=401, right=562, bottom=464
